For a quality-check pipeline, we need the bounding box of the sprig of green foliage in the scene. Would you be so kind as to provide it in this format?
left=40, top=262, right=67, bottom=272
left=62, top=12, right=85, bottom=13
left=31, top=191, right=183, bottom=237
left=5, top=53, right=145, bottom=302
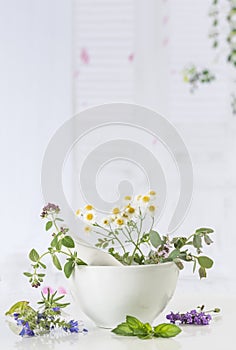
left=112, top=315, right=181, bottom=340
left=24, top=204, right=87, bottom=288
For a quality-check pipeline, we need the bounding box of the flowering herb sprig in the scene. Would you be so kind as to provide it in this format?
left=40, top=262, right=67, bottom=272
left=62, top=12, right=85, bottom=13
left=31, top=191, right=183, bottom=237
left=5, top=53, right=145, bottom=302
left=76, top=191, right=215, bottom=279
left=5, top=289, right=87, bottom=337
left=23, top=203, right=87, bottom=288
left=166, top=305, right=221, bottom=326
left=182, top=64, right=215, bottom=93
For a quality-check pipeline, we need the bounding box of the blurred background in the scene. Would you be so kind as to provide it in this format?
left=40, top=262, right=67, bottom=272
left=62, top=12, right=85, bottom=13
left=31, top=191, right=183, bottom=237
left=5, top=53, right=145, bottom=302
left=0, top=0, right=235, bottom=294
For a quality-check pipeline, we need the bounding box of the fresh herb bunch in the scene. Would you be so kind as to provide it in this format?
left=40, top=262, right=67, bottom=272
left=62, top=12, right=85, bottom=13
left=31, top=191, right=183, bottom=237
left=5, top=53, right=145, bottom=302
left=24, top=203, right=87, bottom=288
left=166, top=305, right=221, bottom=325
left=111, top=315, right=181, bottom=340
left=182, top=64, right=215, bottom=93
left=76, top=191, right=215, bottom=279
left=5, top=289, right=87, bottom=337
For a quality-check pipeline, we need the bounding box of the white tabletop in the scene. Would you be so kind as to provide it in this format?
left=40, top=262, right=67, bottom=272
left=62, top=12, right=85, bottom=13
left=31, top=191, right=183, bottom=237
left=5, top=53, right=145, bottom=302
left=1, top=273, right=235, bottom=350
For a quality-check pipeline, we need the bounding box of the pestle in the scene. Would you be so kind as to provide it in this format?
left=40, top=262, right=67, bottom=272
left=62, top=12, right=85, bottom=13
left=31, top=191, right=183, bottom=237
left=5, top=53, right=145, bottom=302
left=74, top=237, right=123, bottom=266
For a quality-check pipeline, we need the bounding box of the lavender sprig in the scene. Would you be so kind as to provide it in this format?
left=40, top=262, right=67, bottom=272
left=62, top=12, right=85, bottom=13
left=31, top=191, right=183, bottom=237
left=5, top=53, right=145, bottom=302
left=166, top=305, right=220, bottom=326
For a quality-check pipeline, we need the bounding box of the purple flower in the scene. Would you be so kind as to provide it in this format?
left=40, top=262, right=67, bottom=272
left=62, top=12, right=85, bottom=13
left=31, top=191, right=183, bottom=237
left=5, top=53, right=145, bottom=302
left=19, top=321, right=35, bottom=337
left=40, top=203, right=60, bottom=218
left=63, top=320, right=79, bottom=333
left=13, top=313, right=20, bottom=320
left=166, top=309, right=212, bottom=325
left=52, top=307, right=60, bottom=312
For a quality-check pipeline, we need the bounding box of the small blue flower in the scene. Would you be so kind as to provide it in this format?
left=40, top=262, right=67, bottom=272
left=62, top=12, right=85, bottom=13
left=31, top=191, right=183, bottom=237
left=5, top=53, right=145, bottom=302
left=19, top=321, right=35, bottom=337
left=52, top=307, right=60, bottom=312
left=13, top=313, right=20, bottom=320
left=63, top=320, right=79, bottom=333
left=17, top=319, right=25, bottom=326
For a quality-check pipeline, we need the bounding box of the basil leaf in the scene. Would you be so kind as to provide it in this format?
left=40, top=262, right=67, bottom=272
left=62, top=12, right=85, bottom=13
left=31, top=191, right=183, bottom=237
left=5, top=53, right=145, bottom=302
left=61, top=236, right=75, bottom=248
left=153, top=323, right=181, bottom=338
left=126, top=315, right=144, bottom=329
left=111, top=322, right=134, bottom=336
left=149, top=230, right=162, bottom=248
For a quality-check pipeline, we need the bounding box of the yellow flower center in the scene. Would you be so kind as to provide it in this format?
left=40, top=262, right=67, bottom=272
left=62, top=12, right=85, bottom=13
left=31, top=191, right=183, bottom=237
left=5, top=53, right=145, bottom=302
left=128, top=207, right=135, bottom=214
left=148, top=205, right=156, bottom=212
left=86, top=213, right=94, bottom=221
left=142, top=195, right=150, bottom=203
left=112, top=207, right=120, bottom=215
left=85, top=204, right=93, bottom=211
left=116, top=218, right=124, bottom=226
left=124, top=195, right=132, bottom=201
left=149, top=190, right=156, bottom=196
left=103, top=219, right=109, bottom=225
left=84, top=225, right=92, bottom=232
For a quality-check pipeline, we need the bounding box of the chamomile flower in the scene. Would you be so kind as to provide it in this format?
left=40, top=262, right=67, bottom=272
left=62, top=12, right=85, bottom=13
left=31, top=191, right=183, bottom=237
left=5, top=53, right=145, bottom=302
left=84, top=211, right=96, bottom=224
left=102, top=217, right=110, bottom=226
left=75, top=208, right=82, bottom=217
left=135, top=194, right=142, bottom=201
left=84, top=204, right=93, bottom=211
left=123, top=195, right=132, bottom=206
left=149, top=190, right=156, bottom=196
left=148, top=205, right=157, bottom=216
left=126, top=206, right=135, bottom=214
left=115, top=217, right=125, bottom=226
left=112, top=207, right=120, bottom=215
left=84, top=225, right=92, bottom=233
left=142, top=195, right=150, bottom=203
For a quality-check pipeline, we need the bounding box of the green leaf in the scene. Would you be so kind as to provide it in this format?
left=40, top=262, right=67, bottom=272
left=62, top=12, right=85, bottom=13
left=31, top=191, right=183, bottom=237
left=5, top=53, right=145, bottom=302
left=64, top=260, right=74, bottom=278
left=23, top=272, right=32, bottom=277
left=149, top=230, right=162, bottom=248
left=38, top=261, right=46, bottom=269
left=204, top=235, right=213, bottom=245
left=198, top=256, right=214, bottom=269
left=193, top=235, right=202, bottom=249
left=61, top=236, right=75, bottom=248
left=193, top=259, right=197, bottom=273
left=168, top=249, right=180, bottom=260
left=199, top=266, right=207, bottom=279
left=173, top=259, right=184, bottom=270
left=76, top=258, right=87, bottom=266
left=5, top=301, right=31, bottom=316
left=51, top=236, right=58, bottom=247
left=29, top=248, right=40, bottom=262
left=111, top=322, right=134, bottom=336
left=52, top=255, right=62, bottom=270
left=38, top=273, right=45, bottom=277
left=46, top=221, right=53, bottom=231
left=195, top=227, right=214, bottom=234
left=126, top=315, right=144, bottom=329
left=153, top=323, right=181, bottom=338
left=173, top=237, right=187, bottom=249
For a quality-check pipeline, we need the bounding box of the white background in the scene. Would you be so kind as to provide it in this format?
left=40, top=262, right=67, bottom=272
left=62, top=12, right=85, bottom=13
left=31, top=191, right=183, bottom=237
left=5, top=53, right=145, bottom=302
left=0, top=0, right=235, bottom=295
